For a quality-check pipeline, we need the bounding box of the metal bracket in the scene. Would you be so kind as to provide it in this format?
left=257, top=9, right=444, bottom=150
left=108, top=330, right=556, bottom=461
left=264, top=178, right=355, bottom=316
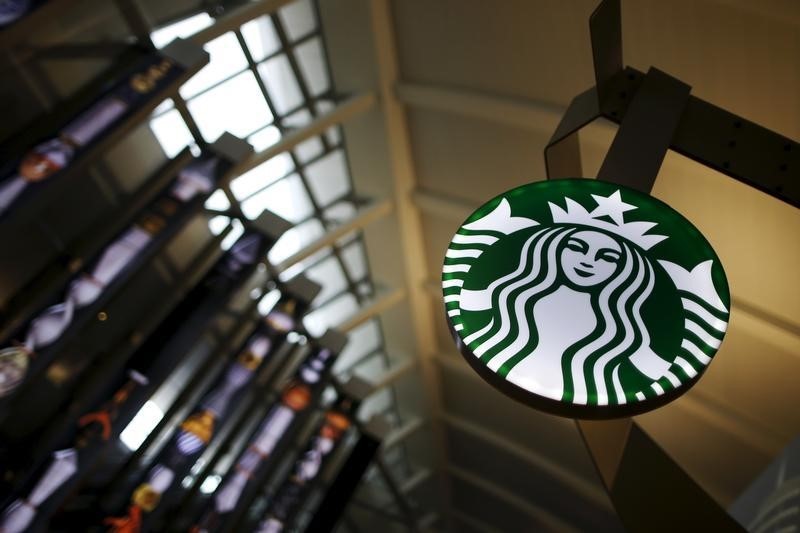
left=577, top=420, right=745, bottom=532
left=544, top=86, right=599, bottom=179
left=545, top=0, right=799, bottom=208
left=597, top=67, right=690, bottom=191
left=541, top=1, right=785, bottom=530
left=589, top=0, right=622, bottom=106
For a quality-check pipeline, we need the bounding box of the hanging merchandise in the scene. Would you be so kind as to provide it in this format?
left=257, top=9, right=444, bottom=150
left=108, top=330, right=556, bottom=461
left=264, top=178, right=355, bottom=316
left=0, top=155, right=227, bottom=399
left=0, top=230, right=278, bottom=533
left=253, top=395, right=358, bottom=533
left=443, top=178, right=730, bottom=419
left=191, top=329, right=348, bottom=533
left=0, top=50, right=186, bottom=220
left=103, top=284, right=320, bottom=533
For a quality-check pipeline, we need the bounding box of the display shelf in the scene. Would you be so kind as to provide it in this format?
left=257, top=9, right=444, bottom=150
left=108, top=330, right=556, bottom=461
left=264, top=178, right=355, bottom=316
left=215, top=402, right=326, bottom=533
left=168, top=333, right=347, bottom=531
left=0, top=37, right=208, bottom=229
left=146, top=342, right=305, bottom=531
left=94, top=277, right=322, bottom=530
left=0, top=132, right=252, bottom=406
left=0, top=224, right=232, bottom=501
left=0, top=197, right=209, bottom=401
left=0, top=148, right=194, bottom=339
left=234, top=376, right=372, bottom=533
left=0, top=45, right=149, bottom=148
left=0, top=215, right=291, bottom=533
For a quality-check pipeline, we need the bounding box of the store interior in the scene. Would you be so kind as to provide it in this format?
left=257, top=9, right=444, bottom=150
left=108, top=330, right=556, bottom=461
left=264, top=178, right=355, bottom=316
left=0, top=0, right=799, bottom=531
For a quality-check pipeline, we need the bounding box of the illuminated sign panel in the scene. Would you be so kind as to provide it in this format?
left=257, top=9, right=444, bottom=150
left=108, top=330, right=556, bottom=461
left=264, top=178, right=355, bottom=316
left=443, top=179, right=730, bottom=418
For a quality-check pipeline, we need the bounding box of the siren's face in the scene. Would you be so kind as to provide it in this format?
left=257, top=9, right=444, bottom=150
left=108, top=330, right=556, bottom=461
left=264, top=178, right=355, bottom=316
left=560, top=230, right=622, bottom=287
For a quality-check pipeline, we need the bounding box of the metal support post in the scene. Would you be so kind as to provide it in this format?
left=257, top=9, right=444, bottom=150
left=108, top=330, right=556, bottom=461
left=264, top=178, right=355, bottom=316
left=544, top=1, right=754, bottom=530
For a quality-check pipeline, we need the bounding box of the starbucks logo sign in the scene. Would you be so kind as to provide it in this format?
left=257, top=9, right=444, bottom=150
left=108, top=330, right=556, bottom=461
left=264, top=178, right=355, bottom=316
left=443, top=179, right=730, bottom=418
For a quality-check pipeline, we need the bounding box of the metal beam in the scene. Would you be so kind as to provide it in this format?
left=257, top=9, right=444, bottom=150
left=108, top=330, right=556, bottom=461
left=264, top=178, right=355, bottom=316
left=395, top=81, right=618, bottom=137
left=430, top=342, right=783, bottom=479
left=113, top=0, right=155, bottom=48
left=373, top=455, right=420, bottom=531
left=337, top=287, right=406, bottom=333
left=359, top=357, right=417, bottom=392
left=396, top=82, right=564, bottom=132
left=274, top=198, right=393, bottom=273
left=189, top=0, right=295, bottom=45
left=383, top=417, right=425, bottom=450
left=450, top=510, right=503, bottom=533
left=595, top=67, right=690, bottom=192
left=576, top=419, right=745, bottom=532
left=412, top=188, right=476, bottom=224
left=439, top=410, right=611, bottom=512
left=447, top=465, right=577, bottom=533
left=401, top=468, right=431, bottom=494
left=368, top=2, right=455, bottom=527
left=589, top=0, right=622, bottom=105
left=348, top=497, right=410, bottom=524
left=231, top=92, right=377, bottom=179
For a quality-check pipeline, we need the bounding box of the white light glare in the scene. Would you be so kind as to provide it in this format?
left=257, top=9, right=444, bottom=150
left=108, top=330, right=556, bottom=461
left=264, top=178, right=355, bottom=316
left=119, top=401, right=164, bottom=451
left=200, top=474, right=222, bottom=494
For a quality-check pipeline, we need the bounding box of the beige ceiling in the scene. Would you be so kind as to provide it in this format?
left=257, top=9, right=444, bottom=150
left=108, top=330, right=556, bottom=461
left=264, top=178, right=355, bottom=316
left=322, top=0, right=800, bottom=530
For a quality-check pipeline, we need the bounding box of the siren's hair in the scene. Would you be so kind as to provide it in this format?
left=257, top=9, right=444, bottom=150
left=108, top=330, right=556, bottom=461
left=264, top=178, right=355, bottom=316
left=468, top=225, right=655, bottom=406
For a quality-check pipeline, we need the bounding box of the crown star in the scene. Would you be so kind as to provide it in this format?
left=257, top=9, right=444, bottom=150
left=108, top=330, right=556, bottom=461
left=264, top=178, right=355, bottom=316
left=590, top=190, right=636, bottom=225
left=549, top=189, right=667, bottom=250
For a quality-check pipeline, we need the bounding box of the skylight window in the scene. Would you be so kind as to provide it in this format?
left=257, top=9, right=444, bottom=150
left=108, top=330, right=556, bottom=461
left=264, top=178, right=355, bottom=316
left=149, top=108, right=194, bottom=157
left=247, top=125, right=282, bottom=151
left=241, top=173, right=314, bottom=222
left=241, top=16, right=282, bottom=61
left=303, top=292, right=359, bottom=337
left=142, top=2, right=394, bottom=435
left=230, top=152, right=295, bottom=200
left=150, top=13, right=213, bottom=48
left=258, top=54, right=304, bottom=115
left=305, top=255, right=349, bottom=303
left=293, top=136, right=325, bottom=163
left=268, top=218, right=325, bottom=265
left=278, top=0, right=317, bottom=41
left=179, top=32, right=249, bottom=99
left=295, top=37, right=330, bottom=96
left=305, top=149, right=349, bottom=205
left=188, top=71, right=273, bottom=142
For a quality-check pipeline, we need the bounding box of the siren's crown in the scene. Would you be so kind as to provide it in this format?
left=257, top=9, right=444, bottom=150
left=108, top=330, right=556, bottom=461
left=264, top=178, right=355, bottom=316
left=549, top=190, right=667, bottom=250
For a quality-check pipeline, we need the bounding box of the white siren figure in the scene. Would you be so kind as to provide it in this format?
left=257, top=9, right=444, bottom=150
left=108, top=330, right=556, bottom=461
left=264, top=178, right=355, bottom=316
left=447, top=189, right=728, bottom=406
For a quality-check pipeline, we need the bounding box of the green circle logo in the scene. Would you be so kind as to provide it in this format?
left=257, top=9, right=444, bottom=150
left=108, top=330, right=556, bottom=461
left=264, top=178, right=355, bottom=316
left=443, top=179, right=730, bottom=418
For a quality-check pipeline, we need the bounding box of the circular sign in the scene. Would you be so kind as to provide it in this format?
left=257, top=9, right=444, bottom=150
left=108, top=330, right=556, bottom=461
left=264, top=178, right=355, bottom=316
left=443, top=179, right=730, bottom=419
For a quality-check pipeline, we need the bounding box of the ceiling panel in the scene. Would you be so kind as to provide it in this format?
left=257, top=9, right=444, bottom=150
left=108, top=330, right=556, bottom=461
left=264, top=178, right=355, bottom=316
left=621, top=0, right=800, bottom=140
left=445, top=425, right=622, bottom=531
left=437, top=362, right=601, bottom=483
left=391, top=0, right=596, bottom=106
left=637, top=397, right=774, bottom=505
left=407, top=107, right=550, bottom=205
left=323, top=0, right=800, bottom=529
left=450, top=477, right=562, bottom=533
